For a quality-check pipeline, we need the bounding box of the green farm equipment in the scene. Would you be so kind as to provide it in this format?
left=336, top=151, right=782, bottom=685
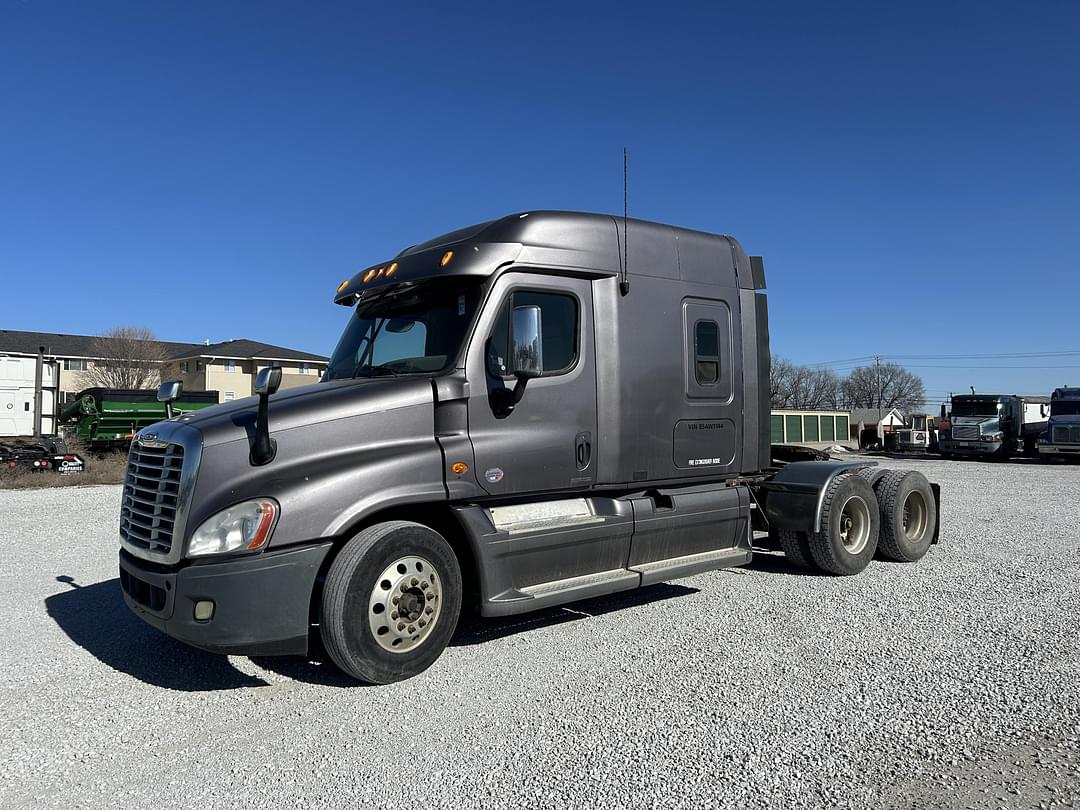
left=60, top=388, right=220, bottom=451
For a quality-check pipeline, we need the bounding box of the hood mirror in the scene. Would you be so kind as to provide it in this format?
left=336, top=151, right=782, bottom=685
left=251, top=366, right=282, bottom=466
left=157, top=380, right=182, bottom=418
left=255, top=366, right=282, bottom=396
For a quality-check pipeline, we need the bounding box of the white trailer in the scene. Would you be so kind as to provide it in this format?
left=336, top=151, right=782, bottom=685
left=0, top=356, right=58, bottom=437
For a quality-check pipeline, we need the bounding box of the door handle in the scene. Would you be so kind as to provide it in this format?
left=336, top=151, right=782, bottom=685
left=574, top=431, right=592, bottom=471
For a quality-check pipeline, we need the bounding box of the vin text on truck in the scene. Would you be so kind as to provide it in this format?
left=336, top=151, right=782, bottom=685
left=117, top=212, right=941, bottom=684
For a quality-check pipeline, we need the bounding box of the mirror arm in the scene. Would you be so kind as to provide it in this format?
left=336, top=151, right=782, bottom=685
left=250, top=392, right=277, bottom=466
left=492, top=374, right=531, bottom=415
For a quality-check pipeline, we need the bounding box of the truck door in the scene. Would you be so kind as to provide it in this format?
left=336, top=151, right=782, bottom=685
left=466, top=272, right=596, bottom=496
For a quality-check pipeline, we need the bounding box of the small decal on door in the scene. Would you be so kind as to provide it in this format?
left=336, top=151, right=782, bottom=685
left=484, top=467, right=504, bottom=483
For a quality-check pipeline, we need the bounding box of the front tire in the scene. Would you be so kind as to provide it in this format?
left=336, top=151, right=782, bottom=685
left=807, top=474, right=880, bottom=575
left=320, top=520, right=462, bottom=684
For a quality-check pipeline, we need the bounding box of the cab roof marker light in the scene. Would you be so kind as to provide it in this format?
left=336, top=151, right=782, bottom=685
left=363, top=268, right=377, bottom=283
left=337, top=279, right=350, bottom=293
left=385, top=262, right=398, bottom=277
left=440, top=251, right=454, bottom=267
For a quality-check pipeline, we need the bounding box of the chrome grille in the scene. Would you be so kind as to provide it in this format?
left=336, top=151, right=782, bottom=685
left=120, top=442, right=184, bottom=557
left=1053, top=425, right=1080, bottom=444
left=952, top=425, right=979, bottom=440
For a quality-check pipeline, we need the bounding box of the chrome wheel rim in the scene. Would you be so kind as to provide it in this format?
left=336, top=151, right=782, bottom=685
left=368, top=556, right=442, bottom=654
left=902, top=490, right=928, bottom=542
left=838, top=496, right=871, bottom=555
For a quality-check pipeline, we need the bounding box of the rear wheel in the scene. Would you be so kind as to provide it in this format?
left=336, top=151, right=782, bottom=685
left=874, top=470, right=937, bottom=562
left=320, top=520, right=462, bottom=684
left=778, top=529, right=816, bottom=569
left=807, top=474, right=880, bottom=575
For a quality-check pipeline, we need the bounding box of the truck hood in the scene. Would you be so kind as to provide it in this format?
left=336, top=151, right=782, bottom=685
left=173, top=377, right=434, bottom=447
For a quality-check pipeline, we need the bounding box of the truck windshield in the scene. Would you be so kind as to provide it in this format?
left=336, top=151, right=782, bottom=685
left=1052, top=402, right=1080, bottom=416
left=951, top=400, right=1000, bottom=418
left=324, top=279, right=483, bottom=381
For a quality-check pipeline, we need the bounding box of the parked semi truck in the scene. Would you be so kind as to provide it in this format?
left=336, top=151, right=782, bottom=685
left=117, top=211, right=940, bottom=684
left=1038, top=387, right=1080, bottom=462
left=938, top=393, right=1049, bottom=459
left=60, top=387, right=219, bottom=451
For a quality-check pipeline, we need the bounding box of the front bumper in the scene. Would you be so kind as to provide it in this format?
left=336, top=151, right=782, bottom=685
left=1039, top=444, right=1080, bottom=456
left=939, top=439, right=1000, bottom=455
left=119, top=542, right=332, bottom=657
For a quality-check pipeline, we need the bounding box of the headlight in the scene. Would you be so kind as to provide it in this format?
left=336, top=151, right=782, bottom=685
left=188, top=499, right=279, bottom=557
left=980, top=433, right=1002, bottom=442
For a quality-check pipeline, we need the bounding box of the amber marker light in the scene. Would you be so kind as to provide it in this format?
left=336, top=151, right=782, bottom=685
left=363, top=268, right=377, bottom=283
left=451, top=462, right=468, bottom=475
left=337, top=279, right=350, bottom=293
left=440, top=250, right=454, bottom=267
left=386, top=261, right=398, bottom=277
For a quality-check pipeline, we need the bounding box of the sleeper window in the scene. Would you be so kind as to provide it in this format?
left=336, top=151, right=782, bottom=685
left=694, top=320, right=720, bottom=385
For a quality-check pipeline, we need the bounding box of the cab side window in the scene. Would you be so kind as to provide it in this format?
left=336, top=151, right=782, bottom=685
left=487, top=291, right=578, bottom=377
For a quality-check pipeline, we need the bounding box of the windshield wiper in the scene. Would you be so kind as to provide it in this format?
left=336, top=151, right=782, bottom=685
left=353, top=364, right=402, bottom=378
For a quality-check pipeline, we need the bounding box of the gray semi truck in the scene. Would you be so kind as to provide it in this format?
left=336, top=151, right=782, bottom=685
left=938, top=393, right=1050, bottom=460
left=117, top=211, right=940, bottom=684
left=1038, top=387, right=1080, bottom=461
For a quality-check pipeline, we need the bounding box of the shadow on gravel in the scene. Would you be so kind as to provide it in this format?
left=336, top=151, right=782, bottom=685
left=45, top=577, right=700, bottom=690
left=45, top=576, right=269, bottom=691
left=743, top=551, right=833, bottom=577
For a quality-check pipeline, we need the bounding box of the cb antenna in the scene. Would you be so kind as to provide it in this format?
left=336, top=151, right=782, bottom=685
left=620, top=146, right=630, bottom=296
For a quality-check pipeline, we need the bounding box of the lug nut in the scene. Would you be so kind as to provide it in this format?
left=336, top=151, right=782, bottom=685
left=397, top=623, right=405, bottom=631
left=425, top=607, right=434, bottom=615
left=392, top=596, right=400, bottom=605
left=391, top=611, right=398, bottom=619
left=419, top=619, right=426, bottom=627
left=421, top=582, right=429, bottom=590
left=426, top=592, right=434, bottom=600
left=407, top=625, right=415, bottom=633
left=411, top=577, right=419, bottom=586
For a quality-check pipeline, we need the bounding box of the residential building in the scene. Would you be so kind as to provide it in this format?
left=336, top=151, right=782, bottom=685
left=168, top=339, right=329, bottom=402
left=0, top=329, right=328, bottom=406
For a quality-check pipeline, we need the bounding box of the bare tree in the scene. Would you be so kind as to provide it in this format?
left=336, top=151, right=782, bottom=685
left=81, top=326, right=168, bottom=389
left=841, top=362, right=926, bottom=414
left=771, top=356, right=841, bottom=410
left=770, top=356, right=797, bottom=408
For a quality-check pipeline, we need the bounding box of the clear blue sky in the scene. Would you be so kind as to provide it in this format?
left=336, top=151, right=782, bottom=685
left=3, top=1, right=1078, bottom=409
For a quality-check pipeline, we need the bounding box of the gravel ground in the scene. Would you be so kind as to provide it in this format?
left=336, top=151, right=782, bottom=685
left=1, top=457, right=1078, bottom=809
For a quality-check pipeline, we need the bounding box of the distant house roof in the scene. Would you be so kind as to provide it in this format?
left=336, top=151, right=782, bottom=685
left=0, top=330, right=327, bottom=363
left=849, top=407, right=905, bottom=426
left=0, top=329, right=199, bottom=359
left=167, top=339, right=327, bottom=363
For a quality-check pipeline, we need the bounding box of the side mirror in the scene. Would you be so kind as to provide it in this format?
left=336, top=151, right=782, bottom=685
left=158, top=380, right=182, bottom=418
left=254, top=366, right=282, bottom=396
left=157, top=380, right=182, bottom=403
left=510, top=304, right=543, bottom=379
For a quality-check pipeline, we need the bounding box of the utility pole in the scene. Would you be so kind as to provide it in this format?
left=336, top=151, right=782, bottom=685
left=875, top=355, right=882, bottom=422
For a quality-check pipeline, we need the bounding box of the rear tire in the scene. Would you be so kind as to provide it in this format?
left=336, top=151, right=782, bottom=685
left=778, top=529, right=816, bottom=569
left=807, top=474, right=880, bottom=576
left=320, top=520, right=462, bottom=684
left=874, top=470, right=937, bottom=562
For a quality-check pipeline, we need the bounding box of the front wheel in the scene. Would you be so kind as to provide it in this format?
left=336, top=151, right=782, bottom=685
left=320, top=521, right=462, bottom=684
